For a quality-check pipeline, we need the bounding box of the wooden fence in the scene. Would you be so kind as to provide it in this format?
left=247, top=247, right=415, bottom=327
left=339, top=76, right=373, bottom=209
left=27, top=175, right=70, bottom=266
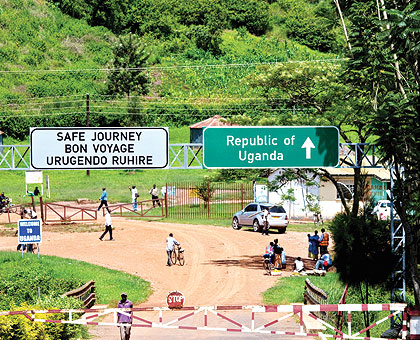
left=63, top=280, right=96, bottom=308
left=304, top=278, right=329, bottom=319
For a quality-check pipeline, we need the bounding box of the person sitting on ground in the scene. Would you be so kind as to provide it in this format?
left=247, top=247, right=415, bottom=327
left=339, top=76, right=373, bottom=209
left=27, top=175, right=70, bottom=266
left=294, top=256, right=305, bottom=273
left=24, top=207, right=37, bottom=219
left=273, top=239, right=282, bottom=269
left=280, top=247, right=287, bottom=269
left=315, top=251, right=332, bottom=271
left=263, top=241, right=274, bottom=264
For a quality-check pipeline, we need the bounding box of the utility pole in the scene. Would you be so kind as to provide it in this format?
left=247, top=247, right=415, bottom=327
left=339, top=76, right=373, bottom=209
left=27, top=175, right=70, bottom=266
left=86, top=93, right=90, bottom=176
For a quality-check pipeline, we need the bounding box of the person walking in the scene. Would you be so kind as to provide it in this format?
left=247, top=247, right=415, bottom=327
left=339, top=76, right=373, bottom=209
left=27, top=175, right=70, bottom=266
left=261, top=208, right=270, bottom=235
left=149, top=184, right=161, bottom=208
left=319, top=228, right=330, bottom=255
left=307, top=230, right=320, bottom=260
left=99, top=212, right=114, bottom=241
left=117, top=292, right=133, bottom=340
left=129, top=185, right=138, bottom=211
left=166, top=233, right=179, bottom=266
left=97, top=188, right=110, bottom=213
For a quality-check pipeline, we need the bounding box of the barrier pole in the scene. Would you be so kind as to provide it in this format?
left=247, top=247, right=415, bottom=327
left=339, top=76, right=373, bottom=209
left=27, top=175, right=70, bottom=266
left=39, top=197, right=44, bottom=223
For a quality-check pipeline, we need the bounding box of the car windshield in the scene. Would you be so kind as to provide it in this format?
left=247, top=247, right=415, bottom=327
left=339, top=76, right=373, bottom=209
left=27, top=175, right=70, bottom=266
left=380, top=203, right=391, bottom=208
left=269, top=206, right=286, bottom=213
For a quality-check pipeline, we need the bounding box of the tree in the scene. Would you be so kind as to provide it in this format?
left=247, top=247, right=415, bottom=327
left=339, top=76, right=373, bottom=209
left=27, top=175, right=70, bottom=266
left=334, top=0, right=420, bottom=305
left=107, top=33, right=149, bottom=98
left=249, top=61, right=373, bottom=218
left=331, top=212, right=396, bottom=335
left=195, top=179, right=215, bottom=208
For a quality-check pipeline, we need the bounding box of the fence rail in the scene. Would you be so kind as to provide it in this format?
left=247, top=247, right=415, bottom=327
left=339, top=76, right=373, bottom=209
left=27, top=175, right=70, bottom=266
left=0, top=303, right=407, bottom=339
left=62, top=280, right=96, bottom=308
left=42, top=202, right=97, bottom=223
left=304, top=278, right=329, bottom=319
left=101, top=199, right=165, bottom=218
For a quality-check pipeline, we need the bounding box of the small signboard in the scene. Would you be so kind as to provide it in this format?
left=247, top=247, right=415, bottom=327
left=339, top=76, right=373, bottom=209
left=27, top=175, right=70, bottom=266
left=166, top=291, right=185, bottom=309
left=18, top=219, right=42, bottom=244
left=255, top=184, right=268, bottom=203
left=30, top=127, right=169, bottom=170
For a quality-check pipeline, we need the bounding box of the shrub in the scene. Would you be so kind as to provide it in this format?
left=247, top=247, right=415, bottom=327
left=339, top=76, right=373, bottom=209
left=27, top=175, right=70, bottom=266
left=0, top=299, right=85, bottom=340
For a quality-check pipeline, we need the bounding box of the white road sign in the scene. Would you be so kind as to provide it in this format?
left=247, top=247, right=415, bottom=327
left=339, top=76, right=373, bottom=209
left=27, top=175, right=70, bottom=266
left=30, top=127, right=168, bottom=169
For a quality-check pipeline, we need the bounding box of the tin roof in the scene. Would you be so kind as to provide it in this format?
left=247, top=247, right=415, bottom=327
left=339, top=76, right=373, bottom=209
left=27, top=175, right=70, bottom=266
left=189, top=115, right=237, bottom=128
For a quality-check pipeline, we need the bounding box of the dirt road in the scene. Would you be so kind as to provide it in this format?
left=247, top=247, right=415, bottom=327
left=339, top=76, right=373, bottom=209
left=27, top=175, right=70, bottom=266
left=0, top=216, right=315, bottom=339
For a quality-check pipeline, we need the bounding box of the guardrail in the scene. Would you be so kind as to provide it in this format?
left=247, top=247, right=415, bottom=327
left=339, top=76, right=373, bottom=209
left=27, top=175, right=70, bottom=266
left=62, top=280, right=96, bottom=308
left=304, top=279, right=329, bottom=319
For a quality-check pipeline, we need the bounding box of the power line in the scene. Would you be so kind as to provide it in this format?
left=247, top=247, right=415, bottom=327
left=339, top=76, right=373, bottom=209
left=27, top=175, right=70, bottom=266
left=0, top=58, right=348, bottom=74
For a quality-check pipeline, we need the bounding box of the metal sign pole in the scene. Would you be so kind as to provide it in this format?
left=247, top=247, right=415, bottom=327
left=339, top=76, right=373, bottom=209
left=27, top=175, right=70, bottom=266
left=37, top=244, right=39, bottom=259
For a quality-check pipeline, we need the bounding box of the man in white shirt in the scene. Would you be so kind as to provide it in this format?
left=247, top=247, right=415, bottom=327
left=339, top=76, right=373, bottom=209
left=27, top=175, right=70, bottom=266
left=99, top=212, right=114, bottom=241
left=294, top=257, right=305, bottom=273
left=129, top=186, right=138, bottom=211
left=166, top=233, right=179, bottom=266
left=149, top=184, right=161, bottom=208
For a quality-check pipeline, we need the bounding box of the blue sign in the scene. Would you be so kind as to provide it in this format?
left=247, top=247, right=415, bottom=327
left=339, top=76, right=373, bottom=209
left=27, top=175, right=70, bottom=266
left=18, top=219, right=42, bottom=244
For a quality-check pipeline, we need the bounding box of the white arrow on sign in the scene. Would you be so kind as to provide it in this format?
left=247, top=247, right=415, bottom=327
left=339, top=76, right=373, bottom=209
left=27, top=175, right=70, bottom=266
left=301, top=137, right=315, bottom=159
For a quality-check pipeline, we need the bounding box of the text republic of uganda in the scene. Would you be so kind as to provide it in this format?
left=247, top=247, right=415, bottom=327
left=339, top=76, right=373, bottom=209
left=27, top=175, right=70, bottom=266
left=31, top=128, right=168, bottom=169
left=226, top=134, right=285, bottom=164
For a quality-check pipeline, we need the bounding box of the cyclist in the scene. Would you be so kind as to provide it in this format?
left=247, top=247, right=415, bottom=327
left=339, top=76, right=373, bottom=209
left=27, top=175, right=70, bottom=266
left=166, top=233, right=179, bottom=266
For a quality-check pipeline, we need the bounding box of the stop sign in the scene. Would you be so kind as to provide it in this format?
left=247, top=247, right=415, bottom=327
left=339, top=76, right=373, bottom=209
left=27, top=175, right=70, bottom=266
left=166, top=291, right=185, bottom=309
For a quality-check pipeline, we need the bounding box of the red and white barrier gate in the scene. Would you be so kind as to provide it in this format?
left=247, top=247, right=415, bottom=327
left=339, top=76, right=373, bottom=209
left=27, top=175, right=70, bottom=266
left=0, top=303, right=407, bottom=339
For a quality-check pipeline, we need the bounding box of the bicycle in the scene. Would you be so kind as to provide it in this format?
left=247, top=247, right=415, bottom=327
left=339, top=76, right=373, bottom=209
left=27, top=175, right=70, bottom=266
left=170, top=245, right=185, bottom=266
left=313, top=212, right=324, bottom=226
left=263, top=255, right=274, bottom=275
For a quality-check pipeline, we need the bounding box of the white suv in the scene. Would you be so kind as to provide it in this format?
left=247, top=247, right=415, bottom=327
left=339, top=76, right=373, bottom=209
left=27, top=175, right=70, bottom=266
left=232, top=203, right=289, bottom=233
left=372, top=200, right=396, bottom=220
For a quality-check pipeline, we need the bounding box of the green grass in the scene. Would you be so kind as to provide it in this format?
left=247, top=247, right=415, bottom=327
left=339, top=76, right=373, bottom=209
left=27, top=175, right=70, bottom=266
left=0, top=251, right=151, bottom=306
left=263, top=274, right=395, bottom=337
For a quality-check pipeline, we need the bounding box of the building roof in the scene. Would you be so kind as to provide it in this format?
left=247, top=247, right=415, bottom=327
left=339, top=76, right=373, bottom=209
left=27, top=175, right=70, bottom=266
left=322, top=166, right=390, bottom=182
left=189, top=115, right=237, bottom=129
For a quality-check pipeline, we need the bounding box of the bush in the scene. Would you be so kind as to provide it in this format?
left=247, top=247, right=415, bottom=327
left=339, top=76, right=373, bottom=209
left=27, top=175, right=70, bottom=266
left=0, top=255, right=84, bottom=310
left=0, top=299, right=85, bottom=340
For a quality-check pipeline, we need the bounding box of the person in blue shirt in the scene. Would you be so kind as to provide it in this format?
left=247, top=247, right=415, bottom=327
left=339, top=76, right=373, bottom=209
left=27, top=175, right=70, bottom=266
left=97, top=188, right=110, bottom=213
left=308, top=230, right=320, bottom=260
left=315, top=252, right=332, bottom=270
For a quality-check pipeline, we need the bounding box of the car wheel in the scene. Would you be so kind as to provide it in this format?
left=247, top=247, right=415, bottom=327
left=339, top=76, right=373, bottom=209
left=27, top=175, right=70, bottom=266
left=232, top=217, right=241, bottom=230
left=253, top=219, right=260, bottom=232
left=279, top=228, right=286, bottom=234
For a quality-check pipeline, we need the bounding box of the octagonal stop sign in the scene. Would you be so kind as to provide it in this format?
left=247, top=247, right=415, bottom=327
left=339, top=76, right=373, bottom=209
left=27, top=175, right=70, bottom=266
left=166, top=291, right=185, bottom=309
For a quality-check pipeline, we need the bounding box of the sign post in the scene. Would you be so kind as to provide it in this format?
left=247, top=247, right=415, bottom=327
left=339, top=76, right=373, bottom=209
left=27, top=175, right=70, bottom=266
left=30, top=127, right=168, bottom=170
left=18, top=219, right=42, bottom=258
left=203, top=126, right=339, bottom=168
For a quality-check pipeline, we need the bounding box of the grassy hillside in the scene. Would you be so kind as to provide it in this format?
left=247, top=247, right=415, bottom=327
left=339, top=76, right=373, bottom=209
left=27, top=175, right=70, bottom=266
left=0, top=0, right=113, bottom=98
left=0, top=0, right=344, bottom=140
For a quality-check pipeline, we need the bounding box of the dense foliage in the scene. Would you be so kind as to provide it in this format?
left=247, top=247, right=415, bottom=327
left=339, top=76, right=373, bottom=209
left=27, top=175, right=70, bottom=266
left=0, top=256, right=84, bottom=310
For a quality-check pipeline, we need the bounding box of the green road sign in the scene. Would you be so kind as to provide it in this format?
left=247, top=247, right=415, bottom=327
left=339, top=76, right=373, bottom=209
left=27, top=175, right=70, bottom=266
left=203, top=126, right=339, bottom=168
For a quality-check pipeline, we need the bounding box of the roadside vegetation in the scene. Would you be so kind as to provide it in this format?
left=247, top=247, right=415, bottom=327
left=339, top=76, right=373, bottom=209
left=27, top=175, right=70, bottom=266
left=0, top=251, right=151, bottom=339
